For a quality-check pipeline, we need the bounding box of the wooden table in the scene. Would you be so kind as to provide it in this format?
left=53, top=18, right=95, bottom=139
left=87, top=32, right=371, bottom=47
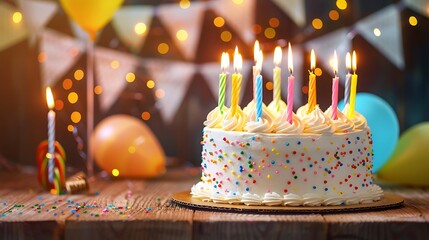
left=1, top=168, right=429, bottom=240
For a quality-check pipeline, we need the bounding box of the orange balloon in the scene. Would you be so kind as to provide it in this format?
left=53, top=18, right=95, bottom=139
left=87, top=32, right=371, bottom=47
left=92, top=115, right=166, bottom=178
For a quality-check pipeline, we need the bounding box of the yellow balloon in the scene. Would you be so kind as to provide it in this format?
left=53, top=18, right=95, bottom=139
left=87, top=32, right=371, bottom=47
left=92, top=115, right=166, bottom=178
left=60, top=0, right=123, bottom=39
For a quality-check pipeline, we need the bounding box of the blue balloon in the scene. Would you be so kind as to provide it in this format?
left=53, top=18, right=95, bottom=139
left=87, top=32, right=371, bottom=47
left=338, top=93, right=399, bottom=173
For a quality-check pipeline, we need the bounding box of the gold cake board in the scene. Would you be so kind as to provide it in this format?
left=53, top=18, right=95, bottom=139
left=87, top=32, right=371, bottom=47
left=172, top=191, right=404, bottom=214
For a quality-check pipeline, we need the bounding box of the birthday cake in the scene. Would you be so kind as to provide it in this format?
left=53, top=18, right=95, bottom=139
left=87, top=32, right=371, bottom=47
left=190, top=47, right=383, bottom=206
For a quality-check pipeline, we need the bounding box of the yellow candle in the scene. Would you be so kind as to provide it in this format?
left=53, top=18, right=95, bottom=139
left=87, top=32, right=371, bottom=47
left=230, top=47, right=242, bottom=116
left=273, top=46, right=282, bottom=113
left=348, top=51, right=358, bottom=118
left=308, top=49, right=317, bottom=113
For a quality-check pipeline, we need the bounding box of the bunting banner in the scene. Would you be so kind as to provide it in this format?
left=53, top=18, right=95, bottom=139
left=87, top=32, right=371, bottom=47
left=305, top=28, right=351, bottom=81
left=272, top=0, right=306, bottom=27
left=95, top=47, right=139, bottom=112
left=112, top=5, right=154, bottom=53
left=157, top=2, right=205, bottom=60
left=356, top=5, right=404, bottom=69
left=69, top=20, right=92, bottom=42
left=39, top=29, right=85, bottom=88
left=0, top=2, right=28, bottom=52
left=18, top=0, right=58, bottom=46
left=211, top=0, right=256, bottom=44
left=403, top=0, right=429, bottom=17
left=262, top=45, right=304, bottom=107
left=144, top=59, right=196, bottom=123
left=199, top=60, right=252, bottom=107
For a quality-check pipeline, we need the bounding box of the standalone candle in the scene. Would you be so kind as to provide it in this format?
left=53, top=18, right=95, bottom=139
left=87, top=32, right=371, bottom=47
left=255, top=50, right=263, bottom=121
left=348, top=51, right=358, bottom=118
left=46, top=87, right=55, bottom=184
left=252, top=40, right=260, bottom=101
left=287, top=43, right=294, bottom=124
left=331, top=51, right=339, bottom=120
left=219, top=52, right=229, bottom=114
left=308, top=49, right=317, bottom=113
left=230, top=47, right=243, bottom=116
left=273, top=46, right=282, bottom=113
left=344, top=52, right=352, bottom=105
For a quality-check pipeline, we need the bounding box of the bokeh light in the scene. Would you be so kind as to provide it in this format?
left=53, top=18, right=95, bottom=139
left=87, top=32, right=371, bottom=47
left=147, top=80, right=155, bottom=89
left=71, top=111, right=81, bottom=123
left=315, top=67, right=323, bottom=77
left=312, top=18, right=323, bottom=30
left=94, top=85, right=103, bottom=95
left=302, top=86, right=308, bottom=94
left=12, top=12, right=22, bottom=24
left=110, top=60, right=120, bottom=69
left=232, top=0, right=243, bottom=5
left=126, top=72, right=136, bottom=83
left=336, top=0, right=347, bottom=10
left=409, top=16, right=418, bottom=26
left=158, top=43, right=169, bottom=54
left=155, top=89, right=165, bottom=99
left=269, top=18, right=280, bottom=28
left=179, top=0, right=190, bottom=9
left=128, top=145, right=136, bottom=154
left=214, top=17, right=225, bottom=27
left=68, top=92, right=78, bottom=104
left=63, top=79, right=73, bottom=90
left=74, top=69, right=84, bottom=81
left=112, top=169, right=120, bottom=177
left=373, top=28, right=381, bottom=37
left=134, top=22, right=147, bottom=35
left=220, top=31, right=232, bottom=42
left=176, top=29, right=188, bottom=41
left=38, top=52, right=46, bottom=63
left=141, top=111, right=151, bottom=121
left=266, top=82, right=273, bottom=91
left=55, top=100, right=64, bottom=111
left=329, top=10, right=340, bottom=21
left=253, top=24, right=262, bottom=34
left=264, top=27, right=276, bottom=39
left=67, top=125, right=74, bottom=132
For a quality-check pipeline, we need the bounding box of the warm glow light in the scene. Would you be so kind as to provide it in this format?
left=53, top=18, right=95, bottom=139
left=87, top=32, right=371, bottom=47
left=254, top=40, right=260, bottom=62
left=256, top=50, right=263, bottom=72
left=46, top=87, right=55, bottom=109
left=112, top=169, right=120, bottom=177
left=68, top=92, right=78, bottom=104
left=332, top=50, right=338, bottom=75
left=315, top=67, right=322, bottom=76
left=74, top=69, right=84, bottom=80
left=232, top=0, right=244, bottom=5
left=409, top=16, right=418, bottom=26
left=220, top=31, right=232, bottom=42
left=273, top=46, right=282, bottom=66
left=63, top=79, right=73, bottom=90
left=233, top=47, right=242, bottom=72
left=141, top=111, right=151, bottom=121
left=352, top=51, right=357, bottom=73
left=264, top=27, right=276, bottom=39
left=269, top=18, right=280, bottom=28
left=310, top=49, right=316, bottom=71
left=67, top=125, right=74, bottom=132
left=38, top=52, right=46, bottom=63
left=155, top=89, right=165, bottom=99
left=134, top=22, right=147, bottom=35
left=158, top=43, right=169, bottom=54
left=346, top=52, right=351, bottom=72
left=213, top=17, right=225, bottom=27
left=12, top=12, right=22, bottom=24
left=71, top=111, right=81, bottom=123
left=179, top=0, right=190, bottom=9
left=94, top=85, right=103, bottom=95
left=266, top=82, right=273, bottom=90
left=373, top=28, right=381, bottom=37
left=336, top=0, right=347, bottom=10
left=147, top=80, right=155, bottom=89
left=221, top=52, right=230, bottom=71
left=288, top=43, right=293, bottom=74
left=126, top=72, right=136, bottom=83
left=110, top=60, right=120, bottom=69
left=329, top=10, right=340, bottom=21
left=253, top=24, right=262, bottom=34
left=176, top=29, right=188, bottom=41
left=312, top=18, right=323, bottom=30
left=55, top=100, right=64, bottom=111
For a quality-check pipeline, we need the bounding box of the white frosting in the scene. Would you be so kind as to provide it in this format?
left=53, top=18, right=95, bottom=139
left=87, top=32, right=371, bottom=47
left=262, top=192, right=283, bottom=206
left=275, top=112, right=304, bottom=134
left=267, top=100, right=287, bottom=118
left=204, top=106, right=228, bottom=128
left=244, top=104, right=276, bottom=133
left=296, top=104, right=333, bottom=134
left=221, top=107, right=247, bottom=131
left=342, top=103, right=367, bottom=130
left=325, top=106, right=354, bottom=133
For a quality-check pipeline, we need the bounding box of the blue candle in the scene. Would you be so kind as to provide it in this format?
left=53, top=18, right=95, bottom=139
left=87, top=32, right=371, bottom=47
left=255, top=50, right=263, bottom=121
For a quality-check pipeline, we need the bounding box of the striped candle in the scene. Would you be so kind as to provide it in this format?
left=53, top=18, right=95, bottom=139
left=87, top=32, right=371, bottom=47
left=230, top=47, right=242, bottom=116
left=308, top=49, right=317, bottom=113
left=349, top=51, right=358, bottom=118
left=344, top=52, right=352, bottom=105
left=218, top=52, right=229, bottom=114
left=273, top=46, right=282, bottom=113
left=287, top=43, right=294, bottom=124
left=255, top=50, right=263, bottom=121
left=331, top=51, right=339, bottom=120
left=46, top=87, right=56, bottom=184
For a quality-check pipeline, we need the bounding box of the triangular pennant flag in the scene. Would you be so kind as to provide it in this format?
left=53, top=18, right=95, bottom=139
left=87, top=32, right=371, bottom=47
left=356, top=5, right=404, bottom=69
left=211, top=0, right=255, bottom=44
left=18, top=0, right=57, bottom=45
left=0, top=2, right=28, bottom=52
left=262, top=45, right=304, bottom=107
left=95, top=47, right=139, bottom=112
left=157, top=2, right=205, bottom=60
left=199, top=62, right=220, bottom=100
left=305, top=28, right=351, bottom=80
left=112, top=5, right=153, bottom=52
left=39, top=29, right=85, bottom=87
left=145, top=59, right=196, bottom=123
left=404, top=0, right=429, bottom=18
left=272, top=0, right=306, bottom=27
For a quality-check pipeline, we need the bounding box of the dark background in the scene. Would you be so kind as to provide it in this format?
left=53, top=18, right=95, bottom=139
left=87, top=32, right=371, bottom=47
left=0, top=0, right=428, bottom=171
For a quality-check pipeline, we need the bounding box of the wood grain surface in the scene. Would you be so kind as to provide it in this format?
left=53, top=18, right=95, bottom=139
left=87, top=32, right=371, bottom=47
left=1, top=169, right=429, bottom=240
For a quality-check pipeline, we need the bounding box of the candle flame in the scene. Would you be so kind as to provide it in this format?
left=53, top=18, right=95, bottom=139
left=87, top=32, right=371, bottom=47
left=234, top=46, right=242, bottom=72
left=332, top=50, right=338, bottom=75
left=346, top=52, right=351, bottom=72
left=256, top=50, right=263, bottom=71
left=221, top=52, right=230, bottom=71
left=310, top=49, right=315, bottom=71
left=46, top=87, right=55, bottom=109
left=288, top=42, right=293, bottom=74
left=352, top=51, right=357, bottom=73
left=254, top=40, right=260, bottom=63
left=273, top=46, right=282, bottom=66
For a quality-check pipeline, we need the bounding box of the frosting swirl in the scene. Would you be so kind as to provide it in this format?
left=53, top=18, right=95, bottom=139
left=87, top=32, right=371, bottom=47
left=324, top=106, right=354, bottom=133
left=322, top=194, right=344, bottom=206
left=283, top=193, right=303, bottom=206
left=221, top=107, right=247, bottom=131
left=241, top=193, right=262, bottom=206
left=244, top=103, right=276, bottom=133
left=262, top=192, right=283, bottom=206
left=302, top=193, right=323, bottom=206
left=204, top=106, right=228, bottom=128
left=275, top=111, right=304, bottom=133
left=297, top=104, right=333, bottom=134
left=342, top=103, right=367, bottom=130
left=267, top=100, right=287, bottom=118
left=243, top=100, right=255, bottom=116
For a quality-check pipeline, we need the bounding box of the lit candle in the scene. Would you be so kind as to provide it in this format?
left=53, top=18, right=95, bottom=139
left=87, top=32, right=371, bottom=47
left=348, top=51, right=358, bottom=118
left=344, top=52, right=352, bottom=105
left=331, top=51, right=339, bottom=120
left=46, top=87, right=55, bottom=184
left=219, top=52, right=229, bottom=114
left=308, top=49, right=317, bottom=113
left=252, top=40, right=260, bottom=101
left=255, top=50, right=263, bottom=121
left=287, top=43, right=294, bottom=124
left=230, top=47, right=242, bottom=116
left=273, top=46, right=282, bottom=113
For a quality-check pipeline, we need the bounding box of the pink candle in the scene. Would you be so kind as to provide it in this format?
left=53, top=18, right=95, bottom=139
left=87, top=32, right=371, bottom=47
left=331, top=51, right=339, bottom=120
left=287, top=43, right=294, bottom=124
